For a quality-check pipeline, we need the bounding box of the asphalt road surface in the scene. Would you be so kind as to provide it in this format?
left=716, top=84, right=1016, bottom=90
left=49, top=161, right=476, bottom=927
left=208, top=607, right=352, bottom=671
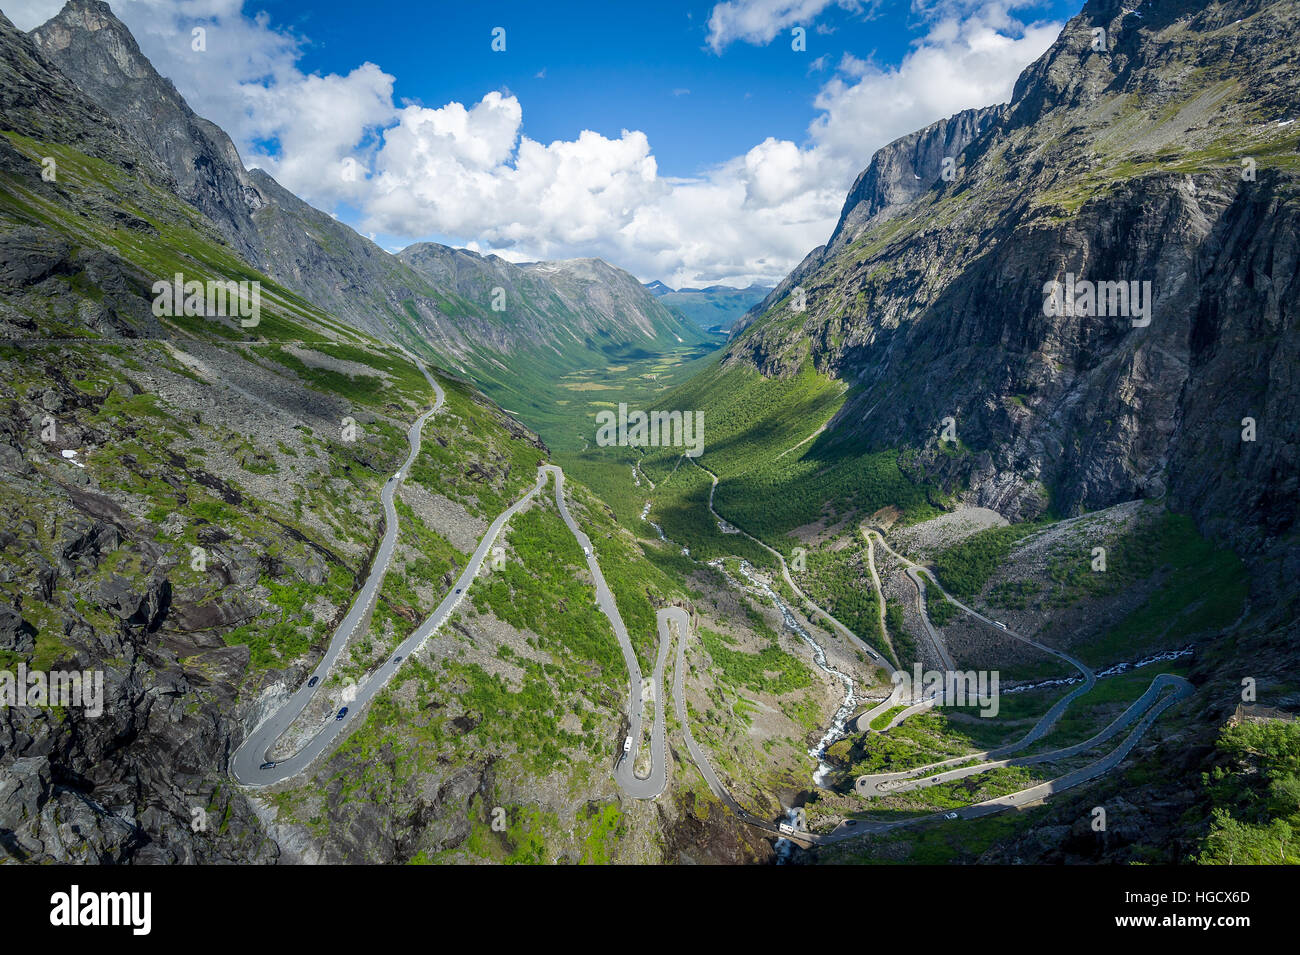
left=547, top=465, right=667, bottom=799
left=233, top=423, right=672, bottom=795
left=233, top=391, right=1193, bottom=848
left=691, top=458, right=896, bottom=674
left=654, top=491, right=1195, bottom=847
left=231, top=362, right=450, bottom=785
left=856, top=673, right=1191, bottom=797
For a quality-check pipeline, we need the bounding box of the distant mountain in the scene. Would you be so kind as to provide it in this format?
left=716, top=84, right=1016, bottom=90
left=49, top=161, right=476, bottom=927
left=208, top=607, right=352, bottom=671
left=396, top=243, right=711, bottom=420
left=643, top=281, right=773, bottom=333
left=399, top=246, right=702, bottom=353
left=27, top=0, right=706, bottom=392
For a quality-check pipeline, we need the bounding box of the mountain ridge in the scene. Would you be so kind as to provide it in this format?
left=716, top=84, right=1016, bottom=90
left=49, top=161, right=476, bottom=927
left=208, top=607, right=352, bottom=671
left=27, top=0, right=704, bottom=387
left=716, top=0, right=1298, bottom=564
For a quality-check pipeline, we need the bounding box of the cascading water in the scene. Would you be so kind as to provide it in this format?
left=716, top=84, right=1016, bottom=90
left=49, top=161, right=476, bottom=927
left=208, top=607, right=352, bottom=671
left=731, top=561, right=856, bottom=787
left=1003, top=646, right=1193, bottom=694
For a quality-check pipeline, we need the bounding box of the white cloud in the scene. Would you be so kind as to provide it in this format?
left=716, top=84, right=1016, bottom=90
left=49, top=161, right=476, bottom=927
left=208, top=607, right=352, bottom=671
left=808, top=3, right=1063, bottom=161
left=360, top=0, right=1059, bottom=286
left=367, top=97, right=659, bottom=245
left=705, top=0, right=881, bottom=53
left=9, top=0, right=1064, bottom=287
left=242, top=63, right=397, bottom=205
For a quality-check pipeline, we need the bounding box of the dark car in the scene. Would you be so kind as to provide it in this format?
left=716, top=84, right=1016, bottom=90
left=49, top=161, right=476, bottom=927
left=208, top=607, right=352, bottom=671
left=336, top=707, right=348, bottom=721
left=392, top=655, right=403, bottom=664
left=307, top=676, right=319, bottom=688
left=259, top=761, right=276, bottom=771
left=455, top=588, right=462, bottom=594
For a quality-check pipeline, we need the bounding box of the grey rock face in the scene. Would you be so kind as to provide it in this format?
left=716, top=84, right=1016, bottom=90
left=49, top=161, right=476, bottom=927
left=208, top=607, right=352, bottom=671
left=28, top=2, right=702, bottom=380
left=831, top=105, right=1006, bottom=255
left=30, top=0, right=267, bottom=265
left=0, top=606, right=36, bottom=652
left=729, top=0, right=1299, bottom=566
left=738, top=105, right=1003, bottom=335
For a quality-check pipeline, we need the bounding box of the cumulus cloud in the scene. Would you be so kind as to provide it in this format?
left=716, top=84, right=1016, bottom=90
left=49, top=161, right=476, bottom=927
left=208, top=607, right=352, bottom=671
left=705, top=0, right=872, bottom=53
left=808, top=3, right=1063, bottom=161
left=366, top=97, right=658, bottom=245
left=242, top=63, right=397, bottom=205
left=8, top=0, right=1064, bottom=287
left=355, top=0, right=1057, bottom=287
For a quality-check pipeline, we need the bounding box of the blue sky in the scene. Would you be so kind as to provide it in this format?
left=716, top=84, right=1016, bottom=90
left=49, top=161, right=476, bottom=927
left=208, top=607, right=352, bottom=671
left=11, top=0, right=1083, bottom=286
left=243, top=0, right=1078, bottom=177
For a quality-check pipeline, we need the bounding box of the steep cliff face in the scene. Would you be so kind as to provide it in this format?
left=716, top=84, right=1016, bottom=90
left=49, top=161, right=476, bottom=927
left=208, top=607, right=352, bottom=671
left=727, top=0, right=1299, bottom=564
left=29, top=0, right=706, bottom=377
left=830, top=105, right=1006, bottom=255
left=30, top=0, right=268, bottom=265
left=27, top=0, right=452, bottom=351
left=0, top=7, right=549, bottom=864
left=737, top=105, right=1004, bottom=335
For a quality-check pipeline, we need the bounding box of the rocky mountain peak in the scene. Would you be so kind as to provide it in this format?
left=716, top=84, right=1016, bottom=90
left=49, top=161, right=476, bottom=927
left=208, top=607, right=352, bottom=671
left=729, top=0, right=1299, bottom=561
left=31, top=0, right=267, bottom=263
left=740, top=103, right=1002, bottom=334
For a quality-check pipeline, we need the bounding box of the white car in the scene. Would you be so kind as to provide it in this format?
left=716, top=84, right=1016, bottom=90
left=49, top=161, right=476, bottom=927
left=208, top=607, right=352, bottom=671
left=944, top=811, right=959, bottom=820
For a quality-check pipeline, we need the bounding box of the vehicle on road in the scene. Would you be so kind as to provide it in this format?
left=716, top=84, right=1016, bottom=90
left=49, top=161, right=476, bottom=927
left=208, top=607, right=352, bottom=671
left=994, top=621, right=1007, bottom=630
left=583, top=546, right=591, bottom=556
left=307, top=676, right=319, bottom=688
left=778, top=823, right=796, bottom=835
left=455, top=588, right=462, bottom=594
left=944, top=811, right=959, bottom=819
left=392, top=655, right=402, bottom=664
left=336, top=707, right=348, bottom=721
left=259, top=761, right=276, bottom=771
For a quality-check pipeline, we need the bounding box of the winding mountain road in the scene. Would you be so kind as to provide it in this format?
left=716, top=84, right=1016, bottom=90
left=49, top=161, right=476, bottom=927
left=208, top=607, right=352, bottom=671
left=690, top=458, right=896, bottom=675
left=548, top=465, right=668, bottom=799
left=233, top=383, right=1193, bottom=850
left=232, top=390, right=671, bottom=797
left=232, top=361, right=449, bottom=785
left=856, top=672, right=1192, bottom=797
left=644, top=466, right=1194, bottom=847
left=904, top=567, right=958, bottom=670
